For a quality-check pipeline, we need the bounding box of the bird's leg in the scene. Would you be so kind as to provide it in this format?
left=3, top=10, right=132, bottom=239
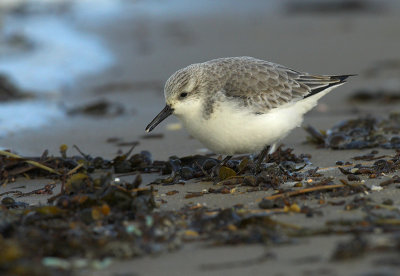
left=211, top=155, right=232, bottom=178
left=255, top=146, right=269, bottom=173
left=255, top=143, right=277, bottom=173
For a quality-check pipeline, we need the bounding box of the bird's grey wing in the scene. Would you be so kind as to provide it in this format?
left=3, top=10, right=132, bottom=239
left=223, top=61, right=350, bottom=113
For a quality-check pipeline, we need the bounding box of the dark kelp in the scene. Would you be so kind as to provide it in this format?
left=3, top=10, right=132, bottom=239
left=0, top=74, right=31, bottom=102
left=305, top=113, right=400, bottom=150
left=2, top=144, right=400, bottom=274
left=67, top=99, right=125, bottom=117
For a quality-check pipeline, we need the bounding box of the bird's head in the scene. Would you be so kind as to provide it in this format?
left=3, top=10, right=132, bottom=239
left=145, top=64, right=205, bottom=132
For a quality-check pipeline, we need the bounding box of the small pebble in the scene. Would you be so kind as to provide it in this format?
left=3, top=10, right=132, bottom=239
left=371, top=185, right=383, bottom=191
left=180, top=167, right=194, bottom=180
left=347, top=174, right=361, bottom=182
left=202, top=159, right=219, bottom=170
left=114, top=160, right=132, bottom=173
left=382, top=199, right=393, bottom=205
left=1, top=197, right=15, bottom=206
left=258, top=199, right=275, bottom=209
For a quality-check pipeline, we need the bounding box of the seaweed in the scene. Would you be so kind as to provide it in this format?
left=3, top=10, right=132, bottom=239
left=0, top=74, right=31, bottom=101
left=349, top=89, right=400, bottom=104
left=67, top=100, right=125, bottom=117
left=305, top=113, right=400, bottom=150
left=1, top=143, right=400, bottom=275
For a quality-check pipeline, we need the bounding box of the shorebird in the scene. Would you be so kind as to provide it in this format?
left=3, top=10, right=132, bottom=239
left=146, top=57, right=353, bottom=166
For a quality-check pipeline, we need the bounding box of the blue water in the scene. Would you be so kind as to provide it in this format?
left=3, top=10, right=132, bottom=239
left=0, top=0, right=118, bottom=136
left=0, top=100, right=64, bottom=136
left=0, top=17, right=114, bottom=92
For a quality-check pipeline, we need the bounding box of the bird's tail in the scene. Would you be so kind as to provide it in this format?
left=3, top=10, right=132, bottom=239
left=302, top=74, right=356, bottom=98
left=329, top=74, right=357, bottom=82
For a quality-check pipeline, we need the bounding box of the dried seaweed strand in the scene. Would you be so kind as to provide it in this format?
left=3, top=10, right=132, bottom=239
left=215, top=175, right=247, bottom=185
left=263, top=184, right=346, bottom=201
left=67, top=163, right=84, bottom=175
left=375, top=219, right=400, bottom=226
left=0, top=190, right=23, bottom=197
left=0, top=150, right=60, bottom=175
left=315, top=161, right=376, bottom=173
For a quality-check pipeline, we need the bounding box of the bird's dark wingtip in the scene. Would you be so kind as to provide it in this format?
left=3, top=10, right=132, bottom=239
left=303, top=74, right=356, bottom=99
left=331, top=74, right=357, bottom=83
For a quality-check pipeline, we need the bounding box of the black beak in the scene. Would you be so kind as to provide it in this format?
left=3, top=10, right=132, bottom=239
left=145, top=105, right=174, bottom=132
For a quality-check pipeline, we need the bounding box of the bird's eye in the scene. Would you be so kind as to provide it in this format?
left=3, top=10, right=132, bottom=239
left=180, top=92, right=188, bottom=98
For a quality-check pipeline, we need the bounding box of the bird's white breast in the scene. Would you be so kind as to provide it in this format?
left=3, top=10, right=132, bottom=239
left=177, top=87, right=334, bottom=155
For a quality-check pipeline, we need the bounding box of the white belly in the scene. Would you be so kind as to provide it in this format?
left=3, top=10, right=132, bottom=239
left=178, top=89, right=333, bottom=155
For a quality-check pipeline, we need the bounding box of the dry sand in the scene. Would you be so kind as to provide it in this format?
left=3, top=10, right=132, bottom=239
left=1, top=2, right=400, bottom=275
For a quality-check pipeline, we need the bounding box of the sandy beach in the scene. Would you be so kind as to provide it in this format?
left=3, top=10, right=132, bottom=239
left=1, top=1, right=400, bottom=275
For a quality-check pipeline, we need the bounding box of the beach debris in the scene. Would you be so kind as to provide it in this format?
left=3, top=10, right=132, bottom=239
left=363, top=59, right=400, bottom=78
left=140, top=133, right=164, bottom=139
left=0, top=30, right=35, bottom=57
left=305, top=113, right=400, bottom=149
left=0, top=173, right=158, bottom=274
left=166, top=190, right=179, bottom=196
left=262, top=183, right=348, bottom=201
left=0, top=143, right=317, bottom=274
left=331, top=235, right=368, bottom=260
left=0, top=197, right=28, bottom=209
left=347, top=174, right=361, bottom=182
left=258, top=198, right=281, bottom=209
left=338, top=154, right=400, bottom=180
left=147, top=145, right=313, bottom=187
left=0, top=145, right=148, bottom=185
left=218, top=166, right=236, bottom=181
left=106, top=138, right=140, bottom=148
left=352, top=150, right=387, bottom=161
left=349, top=89, right=400, bottom=104
left=2, top=143, right=400, bottom=274
left=285, top=0, right=382, bottom=15
left=265, top=146, right=311, bottom=164
left=371, top=185, right=383, bottom=191
left=0, top=150, right=60, bottom=176
left=0, top=74, right=31, bottom=101
left=0, top=154, right=302, bottom=275
left=380, top=175, right=400, bottom=187
left=67, top=99, right=125, bottom=117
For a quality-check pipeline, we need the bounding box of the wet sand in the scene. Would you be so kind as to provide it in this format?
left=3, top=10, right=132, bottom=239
left=1, top=2, right=400, bottom=275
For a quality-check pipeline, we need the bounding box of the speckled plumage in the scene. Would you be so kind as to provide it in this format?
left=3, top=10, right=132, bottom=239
left=147, top=57, right=352, bottom=155
left=164, top=57, right=347, bottom=116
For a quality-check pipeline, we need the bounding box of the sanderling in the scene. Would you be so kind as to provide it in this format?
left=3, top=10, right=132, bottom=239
left=146, top=56, right=353, bottom=164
